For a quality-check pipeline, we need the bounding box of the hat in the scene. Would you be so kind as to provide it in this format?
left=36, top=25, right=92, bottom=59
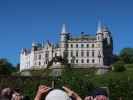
left=45, top=89, right=72, bottom=100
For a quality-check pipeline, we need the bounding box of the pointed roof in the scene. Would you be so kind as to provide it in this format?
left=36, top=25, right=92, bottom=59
left=61, top=24, right=67, bottom=33
left=97, top=20, right=102, bottom=33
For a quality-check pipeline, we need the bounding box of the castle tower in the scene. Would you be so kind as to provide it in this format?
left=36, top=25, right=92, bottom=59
left=102, top=25, right=113, bottom=47
left=102, top=25, right=113, bottom=65
left=60, top=24, right=69, bottom=58
left=96, top=20, right=104, bottom=65
left=96, top=20, right=103, bottom=41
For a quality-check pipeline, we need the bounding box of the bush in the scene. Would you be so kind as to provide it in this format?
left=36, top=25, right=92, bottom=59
left=112, top=61, right=126, bottom=72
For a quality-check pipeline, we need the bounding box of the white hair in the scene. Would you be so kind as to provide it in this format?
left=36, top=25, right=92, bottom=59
left=45, top=89, right=72, bottom=100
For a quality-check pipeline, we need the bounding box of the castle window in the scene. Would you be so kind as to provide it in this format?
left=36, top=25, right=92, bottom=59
left=63, top=51, right=68, bottom=57
left=71, top=51, right=73, bottom=57
left=98, top=36, right=99, bottom=40
left=39, top=55, right=41, bottom=60
left=76, top=44, right=78, bottom=48
left=81, top=51, right=84, bottom=57
left=86, top=44, right=89, bottom=48
left=81, top=44, right=84, bottom=48
left=45, top=51, right=49, bottom=58
left=76, top=59, right=78, bottom=63
left=81, top=59, right=84, bottom=63
left=39, top=62, right=41, bottom=66
left=92, top=44, right=95, bottom=48
left=92, top=59, right=95, bottom=63
left=46, top=60, right=48, bottom=64
left=87, top=59, right=89, bottom=63
left=71, top=44, right=73, bottom=48
left=87, top=51, right=89, bottom=57
left=71, top=59, right=74, bottom=63
left=76, top=51, right=78, bottom=57
left=55, top=53, right=57, bottom=57
left=92, top=50, right=95, bottom=57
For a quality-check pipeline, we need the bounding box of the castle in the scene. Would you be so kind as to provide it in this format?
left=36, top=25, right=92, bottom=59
left=20, top=21, right=113, bottom=72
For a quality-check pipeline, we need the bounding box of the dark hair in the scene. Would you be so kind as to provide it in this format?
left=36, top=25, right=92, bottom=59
left=14, top=88, right=21, bottom=93
left=93, top=88, right=108, bottom=97
left=23, top=96, right=30, bottom=100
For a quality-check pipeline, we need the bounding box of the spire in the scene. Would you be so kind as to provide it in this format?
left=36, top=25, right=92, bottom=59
left=61, top=24, right=66, bottom=33
left=97, top=19, right=102, bottom=33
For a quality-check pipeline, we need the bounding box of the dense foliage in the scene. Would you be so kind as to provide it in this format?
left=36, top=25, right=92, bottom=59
left=112, top=61, right=126, bottom=72
left=1, top=69, right=133, bottom=100
left=119, top=48, right=133, bottom=64
left=0, top=58, right=16, bottom=75
left=112, top=48, right=133, bottom=72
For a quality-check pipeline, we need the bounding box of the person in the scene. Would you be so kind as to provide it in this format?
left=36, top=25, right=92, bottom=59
left=94, top=88, right=108, bottom=100
left=11, top=92, right=23, bottom=100
left=84, top=96, right=94, bottom=100
left=34, top=85, right=82, bottom=100
left=45, top=89, right=72, bottom=100
left=84, top=88, right=108, bottom=100
left=11, top=88, right=24, bottom=100
left=0, top=87, right=27, bottom=100
left=0, top=88, right=13, bottom=100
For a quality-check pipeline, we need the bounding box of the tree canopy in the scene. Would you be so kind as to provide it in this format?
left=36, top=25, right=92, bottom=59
left=120, top=48, right=133, bottom=64
left=0, top=58, right=16, bottom=75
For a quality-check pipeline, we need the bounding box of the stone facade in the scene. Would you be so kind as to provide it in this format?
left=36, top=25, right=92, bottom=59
left=20, top=22, right=113, bottom=71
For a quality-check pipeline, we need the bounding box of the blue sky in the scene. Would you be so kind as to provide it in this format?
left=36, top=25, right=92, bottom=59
left=0, top=0, right=133, bottom=65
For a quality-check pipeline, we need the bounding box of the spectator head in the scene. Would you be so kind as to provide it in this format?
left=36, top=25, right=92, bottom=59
left=94, top=88, right=108, bottom=97
left=45, top=89, right=72, bottom=100
left=93, top=88, right=108, bottom=100
left=0, top=88, right=13, bottom=99
left=1, top=88, right=12, bottom=96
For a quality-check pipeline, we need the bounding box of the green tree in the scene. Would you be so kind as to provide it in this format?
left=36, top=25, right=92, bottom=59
left=0, top=58, right=16, bottom=75
left=120, top=48, right=133, bottom=64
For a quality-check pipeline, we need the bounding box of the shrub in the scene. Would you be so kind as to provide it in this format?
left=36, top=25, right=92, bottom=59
left=112, top=61, right=126, bottom=72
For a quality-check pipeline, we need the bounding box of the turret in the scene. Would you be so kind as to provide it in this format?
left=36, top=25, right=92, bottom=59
left=102, top=25, right=113, bottom=46
left=32, top=42, right=38, bottom=51
left=60, top=24, right=69, bottom=48
left=102, top=25, right=113, bottom=65
left=60, top=24, right=69, bottom=58
left=60, top=24, right=69, bottom=43
left=96, top=20, right=104, bottom=65
left=96, top=20, right=103, bottom=41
